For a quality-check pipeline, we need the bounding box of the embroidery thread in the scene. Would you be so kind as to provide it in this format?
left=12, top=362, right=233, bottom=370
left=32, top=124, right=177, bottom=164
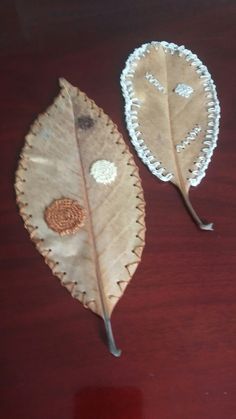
left=145, top=72, right=165, bottom=93
left=44, top=198, right=86, bottom=235
left=176, top=126, right=202, bottom=153
left=174, top=83, right=193, bottom=98
left=90, top=160, right=117, bottom=185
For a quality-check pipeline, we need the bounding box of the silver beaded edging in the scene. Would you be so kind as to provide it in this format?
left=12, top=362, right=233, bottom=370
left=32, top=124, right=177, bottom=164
left=120, top=41, right=220, bottom=187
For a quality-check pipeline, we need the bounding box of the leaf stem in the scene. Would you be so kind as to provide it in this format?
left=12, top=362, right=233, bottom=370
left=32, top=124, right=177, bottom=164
left=181, top=191, right=213, bottom=231
left=104, top=317, right=121, bottom=357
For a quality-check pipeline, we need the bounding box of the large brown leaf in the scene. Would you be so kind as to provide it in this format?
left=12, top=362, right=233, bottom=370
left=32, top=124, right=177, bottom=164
left=15, top=79, right=145, bottom=356
left=121, top=41, right=220, bottom=230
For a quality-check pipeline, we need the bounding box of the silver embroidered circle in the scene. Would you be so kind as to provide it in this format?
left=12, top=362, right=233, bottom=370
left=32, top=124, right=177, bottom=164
left=90, top=160, right=117, bottom=184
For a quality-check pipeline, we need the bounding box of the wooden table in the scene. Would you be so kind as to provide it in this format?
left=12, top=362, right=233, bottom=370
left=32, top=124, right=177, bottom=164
left=1, top=1, right=236, bottom=418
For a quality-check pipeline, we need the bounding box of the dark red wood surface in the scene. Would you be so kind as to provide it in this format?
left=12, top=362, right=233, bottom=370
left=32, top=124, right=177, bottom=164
left=1, top=1, right=236, bottom=418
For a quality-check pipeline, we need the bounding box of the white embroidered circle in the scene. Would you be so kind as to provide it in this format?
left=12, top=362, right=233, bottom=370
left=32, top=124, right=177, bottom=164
left=90, top=160, right=117, bottom=184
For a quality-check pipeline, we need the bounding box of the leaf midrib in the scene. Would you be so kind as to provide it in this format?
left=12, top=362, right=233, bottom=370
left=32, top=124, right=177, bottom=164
left=66, top=87, right=109, bottom=320
left=163, top=48, right=189, bottom=195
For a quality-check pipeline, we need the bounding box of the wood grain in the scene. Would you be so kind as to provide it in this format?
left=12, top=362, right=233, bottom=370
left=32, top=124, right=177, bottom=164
left=1, top=1, right=236, bottom=418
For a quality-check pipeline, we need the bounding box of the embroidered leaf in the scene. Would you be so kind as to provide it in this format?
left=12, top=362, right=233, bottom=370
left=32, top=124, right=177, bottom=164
left=15, top=79, right=145, bottom=356
left=121, top=41, right=220, bottom=230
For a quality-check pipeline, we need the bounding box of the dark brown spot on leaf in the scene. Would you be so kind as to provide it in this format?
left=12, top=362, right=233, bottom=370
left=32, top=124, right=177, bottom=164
left=77, top=116, right=94, bottom=130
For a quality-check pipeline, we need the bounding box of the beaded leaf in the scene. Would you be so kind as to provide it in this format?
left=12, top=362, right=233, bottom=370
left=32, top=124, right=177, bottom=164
left=121, top=41, right=220, bottom=230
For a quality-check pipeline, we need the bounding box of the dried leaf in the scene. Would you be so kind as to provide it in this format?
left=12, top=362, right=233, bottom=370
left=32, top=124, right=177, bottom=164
left=15, top=79, right=146, bottom=356
left=121, top=41, right=220, bottom=230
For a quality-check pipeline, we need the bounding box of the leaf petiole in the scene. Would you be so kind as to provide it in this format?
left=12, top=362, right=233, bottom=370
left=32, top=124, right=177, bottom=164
left=181, top=191, right=213, bottom=231
left=104, top=317, right=121, bottom=357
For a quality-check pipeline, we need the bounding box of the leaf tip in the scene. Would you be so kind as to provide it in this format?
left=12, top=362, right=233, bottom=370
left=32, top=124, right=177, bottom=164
left=59, top=77, right=75, bottom=92
left=59, top=77, right=68, bottom=87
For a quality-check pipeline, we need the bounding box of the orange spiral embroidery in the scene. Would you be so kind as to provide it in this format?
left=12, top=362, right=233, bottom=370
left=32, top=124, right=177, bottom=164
left=45, top=198, right=86, bottom=235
